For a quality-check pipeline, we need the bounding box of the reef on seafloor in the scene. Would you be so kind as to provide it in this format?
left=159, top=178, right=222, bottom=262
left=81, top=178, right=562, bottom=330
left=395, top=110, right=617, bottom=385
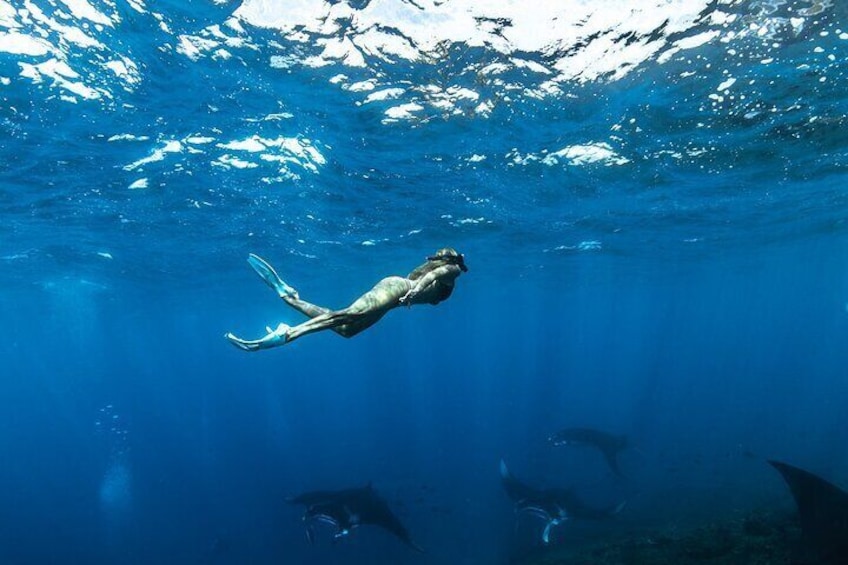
left=512, top=510, right=798, bottom=564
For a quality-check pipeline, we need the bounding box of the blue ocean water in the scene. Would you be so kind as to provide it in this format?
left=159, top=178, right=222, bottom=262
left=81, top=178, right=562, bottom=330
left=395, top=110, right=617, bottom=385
left=2, top=0, right=848, bottom=563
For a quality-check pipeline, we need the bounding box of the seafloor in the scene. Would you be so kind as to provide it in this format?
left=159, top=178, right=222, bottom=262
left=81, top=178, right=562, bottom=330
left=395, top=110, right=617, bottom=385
left=513, top=510, right=799, bottom=565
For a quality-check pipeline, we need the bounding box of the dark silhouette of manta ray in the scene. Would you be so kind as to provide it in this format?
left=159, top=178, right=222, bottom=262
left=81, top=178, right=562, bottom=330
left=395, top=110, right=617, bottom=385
left=499, top=459, right=625, bottom=544
left=770, top=460, right=848, bottom=564
left=287, top=483, right=424, bottom=553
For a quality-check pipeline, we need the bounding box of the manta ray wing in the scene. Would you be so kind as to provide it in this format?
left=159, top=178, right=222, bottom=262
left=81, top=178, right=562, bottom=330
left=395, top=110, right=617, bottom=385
left=770, top=460, right=848, bottom=563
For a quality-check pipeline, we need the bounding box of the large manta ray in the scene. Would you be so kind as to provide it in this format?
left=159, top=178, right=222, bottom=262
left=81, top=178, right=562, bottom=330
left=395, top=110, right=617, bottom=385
left=287, top=483, right=424, bottom=553
left=769, top=460, right=848, bottom=564
left=500, top=459, right=625, bottom=544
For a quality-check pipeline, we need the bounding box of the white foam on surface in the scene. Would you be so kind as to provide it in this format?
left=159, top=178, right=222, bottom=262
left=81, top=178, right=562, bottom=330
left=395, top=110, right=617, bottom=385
left=19, top=58, right=104, bottom=99
left=216, top=155, right=258, bottom=169
left=579, top=241, right=603, bottom=251
left=657, top=30, right=722, bottom=63
left=125, top=0, right=146, bottom=14
left=58, top=0, right=114, bottom=27
left=347, top=79, right=376, bottom=92
left=364, top=87, right=405, bottom=103
left=234, top=0, right=717, bottom=84
left=218, top=137, right=268, bottom=152
left=384, top=102, right=424, bottom=120
left=121, top=133, right=326, bottom=175
left=717, top=77, right=736, bottom=91
left=0, top=2, right=18, bottom=28
left=0, top=0, right=168, bottom=102
left=510, top=142, right=629, bottom=167
left=25, top=3, right=104, bottom=49
left=108, top=133, right=150, bottom=142
left=219, top=0, right=786, bottom=122
left=0, top=32, right=52, bottom=56
left=214, top=135, right=326, bottom=172
left=123, top=140, right=183, bottom=171
left=177, top=35, right=219, bottom=60
left=543, top=143, right=630, bottom=167
left=104, top=57, right=139, bottom=84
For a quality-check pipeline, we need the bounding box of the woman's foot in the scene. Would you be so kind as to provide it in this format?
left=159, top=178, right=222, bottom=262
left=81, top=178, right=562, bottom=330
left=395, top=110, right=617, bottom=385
left=225, top=323, right=290, bottom=351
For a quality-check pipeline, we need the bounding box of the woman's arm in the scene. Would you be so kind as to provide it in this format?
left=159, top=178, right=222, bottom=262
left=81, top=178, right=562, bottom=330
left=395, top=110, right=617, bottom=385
left=399, top=265, right=459, bottom=304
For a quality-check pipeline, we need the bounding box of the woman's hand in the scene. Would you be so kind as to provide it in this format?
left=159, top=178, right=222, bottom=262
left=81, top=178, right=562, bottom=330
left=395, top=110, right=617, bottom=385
left=399, top=289, right=417, bottom=306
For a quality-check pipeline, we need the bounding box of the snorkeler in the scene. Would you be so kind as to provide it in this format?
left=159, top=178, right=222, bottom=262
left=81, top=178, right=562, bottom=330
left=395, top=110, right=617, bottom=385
left=225, top=248, right=468, bottom=351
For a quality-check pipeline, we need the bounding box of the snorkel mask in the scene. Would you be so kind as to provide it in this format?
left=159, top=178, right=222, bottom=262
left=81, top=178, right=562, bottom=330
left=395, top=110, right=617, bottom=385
left=427, top=248, right=468, bottom=272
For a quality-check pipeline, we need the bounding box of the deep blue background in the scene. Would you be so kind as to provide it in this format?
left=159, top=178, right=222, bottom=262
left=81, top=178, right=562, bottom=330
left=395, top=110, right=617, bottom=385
left=3, top=236, right=847, bottom=564
left=2, top=1, right=848, bottom=563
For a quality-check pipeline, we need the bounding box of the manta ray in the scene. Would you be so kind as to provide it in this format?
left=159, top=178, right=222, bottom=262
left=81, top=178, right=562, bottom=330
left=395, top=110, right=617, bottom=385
left=769, top=460, right=848, bottom=564
left=287, top=483, right=424, bottom=553
left=499, top=459, right=625, bottom=544
left=549, top=427, right=629, bottom=477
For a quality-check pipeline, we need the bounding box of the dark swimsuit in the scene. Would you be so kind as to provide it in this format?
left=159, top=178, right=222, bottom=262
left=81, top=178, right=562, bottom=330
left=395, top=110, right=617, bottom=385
left=432, top=281, right=454, bottom=303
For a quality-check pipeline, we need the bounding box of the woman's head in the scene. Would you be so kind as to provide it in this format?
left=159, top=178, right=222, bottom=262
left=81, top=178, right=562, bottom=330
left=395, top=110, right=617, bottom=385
left=427, top=248, right=468, bottom=272
left=408, top=247, right=467, bottom=280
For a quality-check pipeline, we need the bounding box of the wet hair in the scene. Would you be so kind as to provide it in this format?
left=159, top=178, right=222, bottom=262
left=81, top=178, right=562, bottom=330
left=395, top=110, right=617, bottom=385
left=408, top=247, right=467, bottom=280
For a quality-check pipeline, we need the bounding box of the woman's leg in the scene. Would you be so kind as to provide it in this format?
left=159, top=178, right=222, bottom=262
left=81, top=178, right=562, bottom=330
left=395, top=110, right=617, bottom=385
left=227, top=269, right=409, bottom=350
left=282, top=276, right=410, bottom=340
left=282, top=296, right=331, bottom=318
left=284, top=309, right=382, bottom=343
left=224, top=308, right=374, bottom=352
left=247, top=254, right=332, bottom=318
